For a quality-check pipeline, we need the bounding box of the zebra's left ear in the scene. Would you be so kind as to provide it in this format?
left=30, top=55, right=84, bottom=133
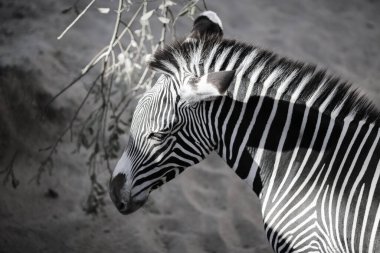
left=186, top=11, right=223, bottom=41
left=180, top=70, right=235, bottom=103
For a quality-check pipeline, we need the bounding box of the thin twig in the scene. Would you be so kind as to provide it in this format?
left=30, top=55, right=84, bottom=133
left=202, top=0, right=208, bottom=10
left=159, top=0, right=168, bottom=49
left=104, top=0, right=123, bottom=62
left=34, top=74, right=101, bottom=184
left=45, top=65, right=94, bottom=109
left=102, top=72, right=114, bottom=174
left=81, top=3, right=143, bottom=75
left=81, top=47, right=108, bottom=74
left=1, top=151, right=19, bottom=189
left=57, top=0, right=96, bottom=40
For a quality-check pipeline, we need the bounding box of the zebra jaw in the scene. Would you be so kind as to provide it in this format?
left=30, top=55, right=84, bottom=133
left=179, top=70, right=235, bottom=104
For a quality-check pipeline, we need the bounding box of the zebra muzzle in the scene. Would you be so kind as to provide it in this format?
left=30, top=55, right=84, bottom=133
left=109, top=173, right=146, bottom=215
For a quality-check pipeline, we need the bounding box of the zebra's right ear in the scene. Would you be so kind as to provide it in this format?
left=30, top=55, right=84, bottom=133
left=180, top=70, right=235, bottom=104
left=186, top=11, right=223, bottom=41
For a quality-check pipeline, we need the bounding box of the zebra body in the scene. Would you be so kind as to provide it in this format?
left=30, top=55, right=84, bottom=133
left=110, top=11, right=380, bottom=252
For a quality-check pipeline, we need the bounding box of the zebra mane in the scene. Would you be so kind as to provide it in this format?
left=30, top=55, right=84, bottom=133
left=149, top=36, right=380, bottom=126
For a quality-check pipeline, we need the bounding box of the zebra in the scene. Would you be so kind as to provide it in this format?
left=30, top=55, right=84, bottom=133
left=109, top=11, right=380, bottom=253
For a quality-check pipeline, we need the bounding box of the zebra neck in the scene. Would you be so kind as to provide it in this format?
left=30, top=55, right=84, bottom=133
left=209, top=83, right=379, bottom=198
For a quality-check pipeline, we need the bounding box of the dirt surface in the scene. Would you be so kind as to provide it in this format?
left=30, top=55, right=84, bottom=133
left=0, top=0, right=379, bottom=253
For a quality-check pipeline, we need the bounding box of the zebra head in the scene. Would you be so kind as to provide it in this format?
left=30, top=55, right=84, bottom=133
left=109, top=11, right=235, bottom=214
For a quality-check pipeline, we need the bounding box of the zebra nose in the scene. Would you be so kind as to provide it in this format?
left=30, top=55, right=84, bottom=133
left=115, top=200, right=126, bottom=211
left=109, top=173, right=127, bottom=211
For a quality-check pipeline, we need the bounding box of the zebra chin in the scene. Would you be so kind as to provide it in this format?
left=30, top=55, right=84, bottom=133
left=114, top=179, right=168, bottom=214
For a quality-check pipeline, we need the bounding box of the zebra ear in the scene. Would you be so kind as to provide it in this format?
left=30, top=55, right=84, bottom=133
left=186, top=11, right=223, bottom=41
left=180, top=70, right=235, bottom=103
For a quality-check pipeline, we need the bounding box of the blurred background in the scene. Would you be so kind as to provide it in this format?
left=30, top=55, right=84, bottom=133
left=0, top=0, right=379, bottom=252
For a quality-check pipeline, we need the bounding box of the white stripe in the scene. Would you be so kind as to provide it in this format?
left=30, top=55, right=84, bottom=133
left=327, top=120, right=363, bottom=251
left=350, top=184, right=365, bottom=252
left=212, top=49, right=241, bottom=146
left=213, top=46, right=233, bottom=72
left=306, top=78, right=327, bottom=107
left=228, top=63, right=266, bottom=162
left=208, top=100, right=216, bottom=146
left=286, top=230, right=316, bottom=253
left=233, top=50, right=257, bottom=99
left=316, top=117, right=351, bottom=237
left=221, top=50, right=257, bottom=160
left=177, top=132, right=202, bottom=156
left=262, top=74, right=311, bottom=212
left=245, top=69, right=285, bottom=186
left=269, top=80, right=328, bottom=204
left=368, top=202, right=380, bottom=253
left=316, top=224, right=335, bottom=253
left=225, top=49, right=242, bottom=71
left=270, top=106, right=310, bottom=203
left=334, top=123, right=374, bottom=252
left=268, top=164, right=325, bottom=245
left=359, top=128, right=380, bottom=253
left=191, top=40, right=204, bottom=76
left=275, top=204, right=316, bottom=248
left=203, top=44, right=219, bottom=74
left=320, top=185, right=330, bottom=237
left=232, top=69, right=279, bottom=174
left=266, top=95, right=336, bottom=231
left=343, top=126, right=378, bottom=251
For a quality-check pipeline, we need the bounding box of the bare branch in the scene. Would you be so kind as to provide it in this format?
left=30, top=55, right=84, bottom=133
left=104, top=0, right=123, bottom=62
left=33, top=74, right=100, bottom=184
left=57, top=0, right=96, bottom=40
left=44, top=66, right=94, bottom=109
left=33, top=0, right=208, bottom=215
left=1, top=151, right=19, bottom=189
left=202, top=0, right=208, bottom=10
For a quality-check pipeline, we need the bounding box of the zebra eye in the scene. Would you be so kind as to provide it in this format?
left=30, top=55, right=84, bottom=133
left=148, top=131, right=168, bottom=141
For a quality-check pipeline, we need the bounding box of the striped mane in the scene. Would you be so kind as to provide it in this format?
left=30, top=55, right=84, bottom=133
left=150, top=36, right=380, bottom=126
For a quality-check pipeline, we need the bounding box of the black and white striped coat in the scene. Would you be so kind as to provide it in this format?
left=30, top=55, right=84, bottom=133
left=110, top=11, right=380, bottom=253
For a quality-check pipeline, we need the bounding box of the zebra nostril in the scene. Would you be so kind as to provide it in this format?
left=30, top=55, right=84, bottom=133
left=116, top=201, right=126, bottom=211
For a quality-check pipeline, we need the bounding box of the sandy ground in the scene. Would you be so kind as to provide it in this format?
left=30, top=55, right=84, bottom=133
left=0, top=0, right=379, bottom=253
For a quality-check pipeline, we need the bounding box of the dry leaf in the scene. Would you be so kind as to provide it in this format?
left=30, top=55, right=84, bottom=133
left=97, top=8, right=110, bottom=14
